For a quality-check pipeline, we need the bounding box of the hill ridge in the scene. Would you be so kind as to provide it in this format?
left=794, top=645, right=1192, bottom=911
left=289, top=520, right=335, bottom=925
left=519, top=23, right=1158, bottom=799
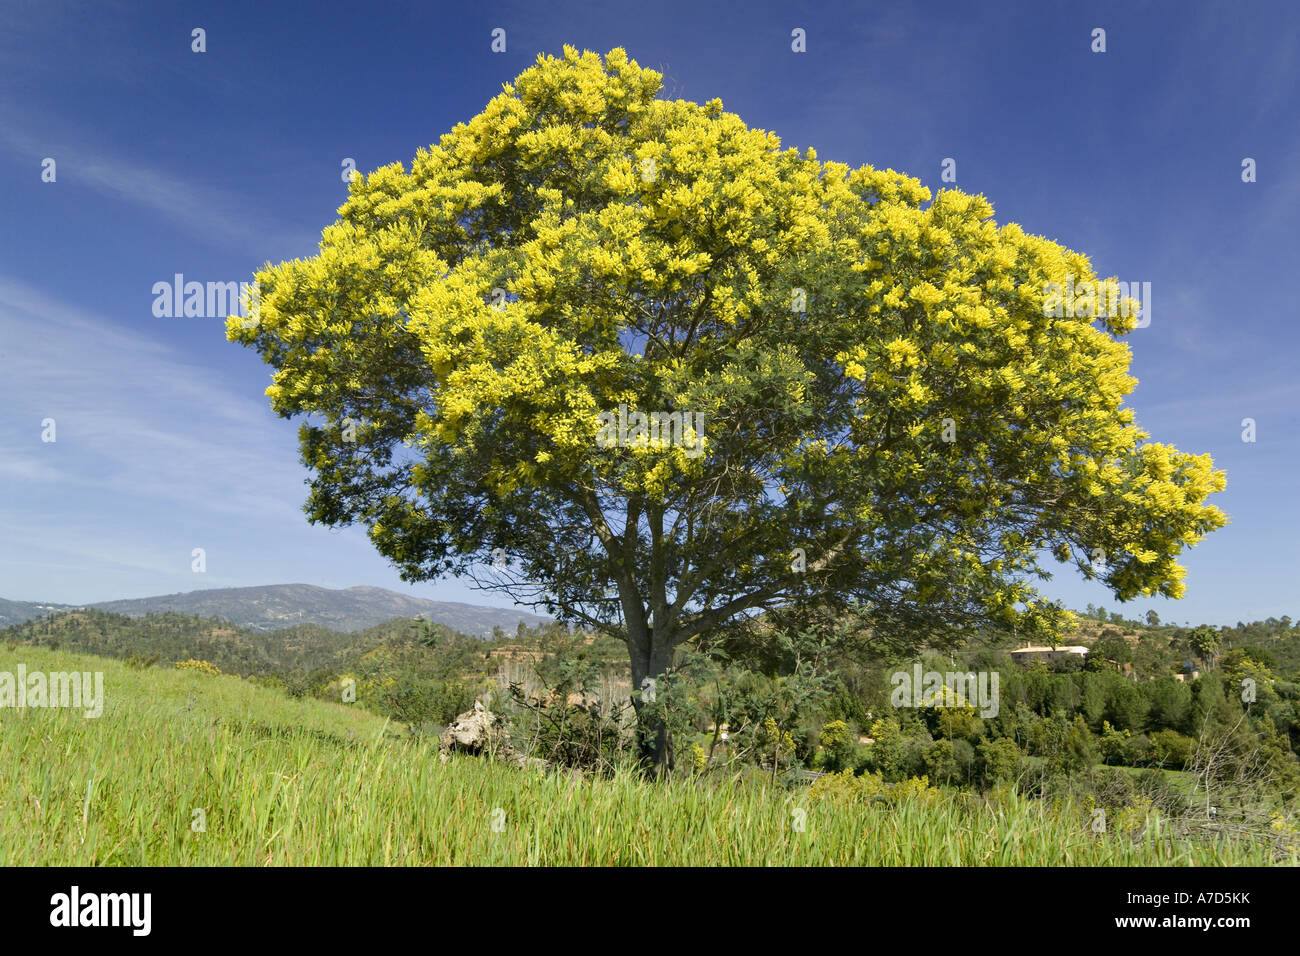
left=0, top=584, right=549, bottom=636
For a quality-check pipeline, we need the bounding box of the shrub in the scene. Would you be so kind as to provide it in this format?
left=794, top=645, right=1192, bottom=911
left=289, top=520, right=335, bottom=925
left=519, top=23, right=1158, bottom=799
left=884, top=776, right=941, bottom=806
left=755, top=717, right=800, bottom=771
left=808, top=768, right=883, bottom=803
left=978, top=737, right=1022, bottom=784
left=175, top=659, right=220, bottom=676
left=817, top=719, right=857, bottom=773
left=902, top=735, right=933, bottom=779
left=930, top=699, right=982, bottom=740
left=1147, top=729, right=1196, bottom=769
left=508, top=691, right=631, bottom=775
left=246, top=674, right=289, bottom=695
left=924, top=739, right=959, bottom=785
left=689, top=742, right=708, bottom=775
left=1099, top=720, right=1132, bottom=765
left=865, top=717, right=904, bottom=779
left=388, top=676, right=476, bottom=726
left=1126, top=733, right=1152, bottom=766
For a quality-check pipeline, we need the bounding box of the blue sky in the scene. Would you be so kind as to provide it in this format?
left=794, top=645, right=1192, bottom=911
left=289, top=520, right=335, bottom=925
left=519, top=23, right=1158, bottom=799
left=1, top=0, right=1296, bottom=627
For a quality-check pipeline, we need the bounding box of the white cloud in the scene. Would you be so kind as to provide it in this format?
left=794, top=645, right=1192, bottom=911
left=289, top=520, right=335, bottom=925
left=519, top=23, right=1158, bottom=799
left=0, top=275, right=307, bottom=522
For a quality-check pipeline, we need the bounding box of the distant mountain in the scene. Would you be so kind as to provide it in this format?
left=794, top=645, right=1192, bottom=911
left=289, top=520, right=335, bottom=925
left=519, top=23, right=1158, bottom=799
left=0, top=598, right=77, bottom=629
left=0, top=585, right=549, bottom=636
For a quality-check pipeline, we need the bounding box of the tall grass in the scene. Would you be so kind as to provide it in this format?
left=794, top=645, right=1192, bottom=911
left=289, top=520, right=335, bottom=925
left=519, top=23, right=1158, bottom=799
left=0, top=646, right=1287, bottom=866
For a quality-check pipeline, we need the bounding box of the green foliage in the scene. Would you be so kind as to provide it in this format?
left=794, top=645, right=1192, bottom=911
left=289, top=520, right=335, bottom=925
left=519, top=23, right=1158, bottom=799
left=2, top=643, right=1294, bottom=865
left=503, top=633, right=633, bottom=774
left=1105, top=678, right=1151, bottom=733
left=377, top=674, right=476, bottom=730
left=1, top=608, right=447, bottom=680
left=1100, top=720, right=1136, bottom=765
left=755, top=718, right=799, bottom=773
left=227, top=46, right=1227, bottom=778
left=808, top=768, right=884, bottom=803
left=1147, top=729, right=1196, bottom=769
left=1189, top=625, right=1222, bottom=665
left=1086, top=634, right=1131, bottom=671
left=1033, top=714, right=1097, bottom=777
left=924, top=739, right=960, bottom=786
left=6, top=603, right=1298, bottom=806
left=978, top=737, right=1023, bottom=784
left=1219, top=650, right=1276, bottom=704
left=816, top=719, right=857, bottom=773
left=648, top=625, right=842, bottom=776
left=866, top=716, right=907, bottom=781
left=1146, top=677, right=1193, bottom=733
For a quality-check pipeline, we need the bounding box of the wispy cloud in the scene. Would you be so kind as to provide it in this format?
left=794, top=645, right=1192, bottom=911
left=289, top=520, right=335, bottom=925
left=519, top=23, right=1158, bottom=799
left=0, top=275, right=307, bottom=522
left=0, top=116, right=311, bottom=254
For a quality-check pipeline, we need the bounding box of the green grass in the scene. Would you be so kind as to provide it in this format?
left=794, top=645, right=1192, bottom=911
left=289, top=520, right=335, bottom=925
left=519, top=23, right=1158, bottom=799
left=0, top=645, right=1290, bottom=866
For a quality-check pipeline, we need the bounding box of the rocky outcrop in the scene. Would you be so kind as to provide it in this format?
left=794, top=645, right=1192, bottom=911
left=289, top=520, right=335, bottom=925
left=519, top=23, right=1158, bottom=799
left=438, top=700, right=546, bottom=770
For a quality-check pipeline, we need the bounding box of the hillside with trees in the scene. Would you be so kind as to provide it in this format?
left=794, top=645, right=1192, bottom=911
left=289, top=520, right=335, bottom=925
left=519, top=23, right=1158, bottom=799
left=7, top=607, right=1297, bottom=827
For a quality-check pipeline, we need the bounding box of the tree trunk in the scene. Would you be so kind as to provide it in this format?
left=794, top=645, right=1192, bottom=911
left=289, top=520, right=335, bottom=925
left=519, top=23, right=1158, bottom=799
left=629, top=633, right=675, bottom=777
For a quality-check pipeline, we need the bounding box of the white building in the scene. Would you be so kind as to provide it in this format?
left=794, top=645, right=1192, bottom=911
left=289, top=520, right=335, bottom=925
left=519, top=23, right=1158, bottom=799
left=1010, top=645, right=1089, bottom=665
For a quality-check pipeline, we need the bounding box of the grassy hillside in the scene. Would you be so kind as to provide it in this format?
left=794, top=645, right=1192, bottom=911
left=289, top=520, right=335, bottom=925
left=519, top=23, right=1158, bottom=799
left=3, top=609, right=392, bottom=675
left=0, top=609, right=615, bottom=729
left=0, top=645, right=1290, bottom=865
left=0, top=608, right=495, bottom=685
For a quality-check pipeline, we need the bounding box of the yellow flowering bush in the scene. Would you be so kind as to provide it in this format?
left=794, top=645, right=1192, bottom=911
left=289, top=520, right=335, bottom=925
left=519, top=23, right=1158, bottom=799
left=175, top=659, right=221, bottom=676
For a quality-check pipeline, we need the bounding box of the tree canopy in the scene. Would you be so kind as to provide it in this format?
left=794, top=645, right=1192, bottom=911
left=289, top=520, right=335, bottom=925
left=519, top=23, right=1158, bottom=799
left=227, top=47, right=1227, bottom=749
